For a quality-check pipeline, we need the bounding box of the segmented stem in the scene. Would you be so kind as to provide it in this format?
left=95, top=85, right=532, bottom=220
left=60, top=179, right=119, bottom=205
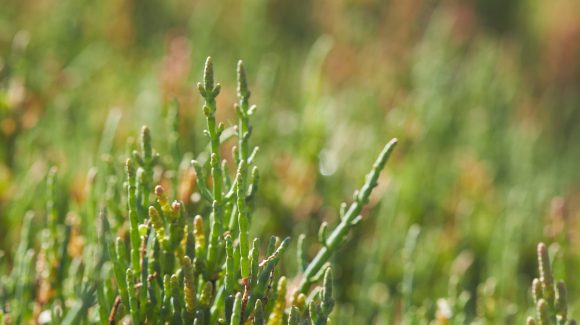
left=299, top=139, right=397, bottom=292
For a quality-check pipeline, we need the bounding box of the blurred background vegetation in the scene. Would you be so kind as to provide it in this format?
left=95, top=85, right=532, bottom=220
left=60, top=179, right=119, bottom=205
left=0, top=0, right=579, bottom=323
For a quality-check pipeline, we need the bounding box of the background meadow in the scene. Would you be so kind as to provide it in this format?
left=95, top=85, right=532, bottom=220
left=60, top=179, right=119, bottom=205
left=1, top=0, right=579, bottom=323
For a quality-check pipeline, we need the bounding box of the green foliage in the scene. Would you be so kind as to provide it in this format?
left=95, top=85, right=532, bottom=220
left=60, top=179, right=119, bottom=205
left=527, top=243, right=577, bottom=325
left=0, top=58, right=397, bottom=324
left=1, top=2, right=579, bottom=324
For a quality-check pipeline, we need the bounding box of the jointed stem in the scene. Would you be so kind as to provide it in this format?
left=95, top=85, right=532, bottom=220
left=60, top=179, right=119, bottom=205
left=299, top=138, right=397, bottom=293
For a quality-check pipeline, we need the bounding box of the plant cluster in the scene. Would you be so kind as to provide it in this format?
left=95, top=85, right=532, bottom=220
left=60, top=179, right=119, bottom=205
left=527, top=243, right=577, bottom=325
left=0, top=58, right=398, bottom=324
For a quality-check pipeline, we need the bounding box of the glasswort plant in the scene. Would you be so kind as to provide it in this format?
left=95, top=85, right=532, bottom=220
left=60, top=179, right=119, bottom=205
left=527, top=243, right=577, bottom=325
left=0, top=57, right=398, bottom=324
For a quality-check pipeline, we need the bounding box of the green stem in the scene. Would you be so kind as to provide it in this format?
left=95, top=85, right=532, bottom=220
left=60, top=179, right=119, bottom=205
left=298, top=139, right=397, bottom=293
left=126, top=159, right=141, bottom=274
